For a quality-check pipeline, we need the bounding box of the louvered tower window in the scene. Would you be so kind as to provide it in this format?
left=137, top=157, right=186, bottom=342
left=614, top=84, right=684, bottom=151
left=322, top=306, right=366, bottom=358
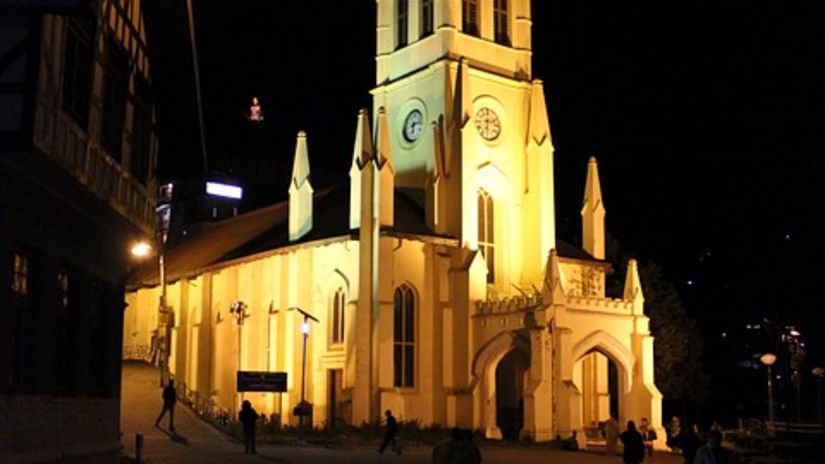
left=462, top=0, right=479, bottom=36
left=421, top=0, right=434, bottom=37
left=494, top=0, right=510, bottom=45
left=397, top=0, right=409, bottom=48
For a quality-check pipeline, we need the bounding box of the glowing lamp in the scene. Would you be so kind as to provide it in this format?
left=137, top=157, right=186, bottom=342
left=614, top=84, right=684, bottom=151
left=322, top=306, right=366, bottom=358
left=131, top=241, right=152, bottom=258
left=301, top=321, right=310, bottom=335
left=760, top=353, right=777, bottom=366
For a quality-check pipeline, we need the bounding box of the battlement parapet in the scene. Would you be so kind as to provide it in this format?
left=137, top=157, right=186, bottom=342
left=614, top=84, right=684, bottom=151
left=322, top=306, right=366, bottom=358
left=566, top=295, right=633, bottom=313
left=475, top=292, right=544, bottom=315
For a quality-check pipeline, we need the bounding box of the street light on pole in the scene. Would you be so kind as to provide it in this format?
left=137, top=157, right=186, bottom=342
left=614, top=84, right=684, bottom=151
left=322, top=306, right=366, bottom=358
left=287, top=306, right=318, bottom=442
left=760, top=353, right=777, bottom=424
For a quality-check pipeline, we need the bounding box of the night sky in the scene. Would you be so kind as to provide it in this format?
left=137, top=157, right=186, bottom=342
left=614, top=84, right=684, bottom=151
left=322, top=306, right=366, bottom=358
left=143, top=0, right=825, bottom=372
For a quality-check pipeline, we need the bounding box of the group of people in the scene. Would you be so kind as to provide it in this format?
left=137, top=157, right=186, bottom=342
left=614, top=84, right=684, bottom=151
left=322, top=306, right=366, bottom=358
left=601, top=414, right=733, bottom=464
left=667, top=417, right=733, bottom=464
left=603, top=416, right=658, bottom=460
left=155, top=383, right=729, bottom=463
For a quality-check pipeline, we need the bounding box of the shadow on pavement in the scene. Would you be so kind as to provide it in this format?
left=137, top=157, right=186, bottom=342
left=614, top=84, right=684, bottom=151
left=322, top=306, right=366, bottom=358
left=155, top=425, right=190, bottom=446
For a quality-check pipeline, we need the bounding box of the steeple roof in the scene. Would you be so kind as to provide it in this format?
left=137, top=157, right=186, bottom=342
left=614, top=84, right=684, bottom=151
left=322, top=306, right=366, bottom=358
left=290, top=130, right=311, bottom=190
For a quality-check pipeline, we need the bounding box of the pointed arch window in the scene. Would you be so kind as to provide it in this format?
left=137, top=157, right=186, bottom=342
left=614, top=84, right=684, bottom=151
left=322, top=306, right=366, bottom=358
left=462, top=0, right=479, bottom=37
left=421, top=0, right=434, bottom=37
left=478, top=190, right=495, bottom=283
left=397, top=0, right=409, bottom=48
left=393, top=285, right=415, bottom=387
left=331, top=287, right=346, bottom=345
left=493, top=0, right=510, bottom=45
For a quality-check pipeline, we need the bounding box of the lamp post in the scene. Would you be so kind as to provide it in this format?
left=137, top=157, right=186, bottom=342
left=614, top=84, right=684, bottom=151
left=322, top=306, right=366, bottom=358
left=130, top=239, right=166, bottom=386
left=813, top=367, right=825, bottom=425
left=760, top=353, right=777, bottom=424
left=230, top=300, right=249, bottom=413
left=287, top=306, right=319, bottom=442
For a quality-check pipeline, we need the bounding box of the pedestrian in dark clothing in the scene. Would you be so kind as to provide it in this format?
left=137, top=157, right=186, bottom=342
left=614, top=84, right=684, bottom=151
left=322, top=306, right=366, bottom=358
left=620, top=421, right=646, bottom=464
left=378, top=409, right=400, bottom=454
left=155, top=380, right=176, bottom=431
left=694, top=429, right=733, bottom=464
left=239, top=400, right=259, bottom=454
left=674, top=421, right=701, bottom=464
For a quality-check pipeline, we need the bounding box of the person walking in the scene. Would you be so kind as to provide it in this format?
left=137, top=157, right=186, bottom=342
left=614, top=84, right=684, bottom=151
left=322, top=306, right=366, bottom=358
left=620, top=421, right=646, bottom=464
left=155, top=379, right=177, bottom=431
left=673, top=420, right=701, bottom=464
left=605, top=415, right=621, bottom=455
left=639, top=417, right=657, bottom=458
left=378, top=409, right=400, bottom=455
left=694, top=429, right=732, bottom=464
left=239, top=400, right=259, bottom=454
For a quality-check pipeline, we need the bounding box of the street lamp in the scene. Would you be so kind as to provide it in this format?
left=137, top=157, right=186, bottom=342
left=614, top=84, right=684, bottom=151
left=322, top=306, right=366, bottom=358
left=813, top=367, right=825, bottom=425
left=131, top=241, right=152, bottom=258
left=230, top=300, right=249, bottom=413
left=287, top=306, right=319, bottom=442
left=760, top=353, right=777, bottom=424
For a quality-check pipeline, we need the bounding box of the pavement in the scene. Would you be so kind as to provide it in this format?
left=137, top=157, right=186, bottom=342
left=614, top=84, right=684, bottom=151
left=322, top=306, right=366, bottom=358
left=121, top=361, right=683, bottom=463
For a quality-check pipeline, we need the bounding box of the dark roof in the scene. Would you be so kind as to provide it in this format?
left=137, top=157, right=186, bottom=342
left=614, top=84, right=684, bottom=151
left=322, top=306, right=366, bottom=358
left=129, top=182, right=603, bottom=287
left=556, top=239, right=603, bottom=263
left=129, top=183, right=441, bottom=287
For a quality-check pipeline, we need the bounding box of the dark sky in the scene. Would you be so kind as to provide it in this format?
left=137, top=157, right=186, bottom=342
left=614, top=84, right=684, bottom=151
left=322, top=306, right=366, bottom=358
left=143, top=1, right=825, bottom=366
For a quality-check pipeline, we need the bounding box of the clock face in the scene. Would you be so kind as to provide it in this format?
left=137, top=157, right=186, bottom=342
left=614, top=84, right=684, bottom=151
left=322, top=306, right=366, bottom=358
left=475, top=107, right=501, bottom=141
left=403, top=109, right=424, bottom=142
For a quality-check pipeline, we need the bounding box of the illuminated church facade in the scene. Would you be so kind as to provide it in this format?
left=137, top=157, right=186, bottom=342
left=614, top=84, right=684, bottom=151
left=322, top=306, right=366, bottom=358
left=124, top=0, right=664, bottom=446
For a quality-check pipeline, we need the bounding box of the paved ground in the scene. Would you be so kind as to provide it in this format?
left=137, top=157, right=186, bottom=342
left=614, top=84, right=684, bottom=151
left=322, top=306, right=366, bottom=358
left=121, top=361, right=683, bottom=463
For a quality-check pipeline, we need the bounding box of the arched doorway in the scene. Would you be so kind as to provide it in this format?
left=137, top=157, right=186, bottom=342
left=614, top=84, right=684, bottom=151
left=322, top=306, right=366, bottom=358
left=495, top=349, right=530, bottom=440
left=570, top=330, right=637, bottom=444
left=578, top=350, right=620, bottom=428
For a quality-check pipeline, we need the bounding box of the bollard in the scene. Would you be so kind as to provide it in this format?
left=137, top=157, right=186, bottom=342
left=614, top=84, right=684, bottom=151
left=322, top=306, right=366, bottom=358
left=135, top=433, right=144, bottom=464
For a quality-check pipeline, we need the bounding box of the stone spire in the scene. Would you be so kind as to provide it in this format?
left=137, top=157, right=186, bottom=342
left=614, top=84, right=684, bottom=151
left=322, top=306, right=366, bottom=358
left=581, top=156, right=606, bottom=259
left=542, top=249, right=566, bottom=305
left=374, top=107, right=395, bottom=227
left=349, top=108, right=374, bottom=229
left=289, top=130, right=313, bottom=241
left=524, top=79, right=557, bottom=281
left=623, top=258, right=645, bottom=314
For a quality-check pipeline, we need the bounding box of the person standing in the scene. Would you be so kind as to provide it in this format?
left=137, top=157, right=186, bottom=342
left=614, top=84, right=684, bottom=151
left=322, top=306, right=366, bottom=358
left=239, top=400, right=259, bottom=454
left=155, top=380, right=177, bottom=431
left=639, top=417, right=657, bottom=458
left=605, top=416, right=621, bottom=455
left=694, top=429, right=732, bottom=464
left=674, top=420, right=701, bottom=464
left=620, top=421, right=646, bottom=464
left=378, top=409, right=399, bottom=454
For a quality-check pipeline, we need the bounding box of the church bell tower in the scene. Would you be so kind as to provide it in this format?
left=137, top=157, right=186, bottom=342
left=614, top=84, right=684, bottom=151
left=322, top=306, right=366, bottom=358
left=372, top=0, right=556, bottom=289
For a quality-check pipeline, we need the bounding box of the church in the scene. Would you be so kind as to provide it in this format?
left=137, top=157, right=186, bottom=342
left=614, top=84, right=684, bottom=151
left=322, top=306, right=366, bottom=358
left=124, top=0, right=664, bottom=447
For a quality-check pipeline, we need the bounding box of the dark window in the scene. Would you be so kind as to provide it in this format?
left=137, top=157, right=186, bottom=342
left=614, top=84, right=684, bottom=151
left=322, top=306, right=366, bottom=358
left=478, top=190, right=495, bottom=283
left=421, top=0, right=434, bottom=37
left=393, top=285, right=415, bottom=388
left=131, top=75, right=152, bottom=184
left=462, top=0, right=479, bottom=37
left=493, top=0, right=510, bottom=45
left=101, top=31, right=129, bottom=161
left=397, top=0, right=409, bottom=48
left=331, top=288, right=345, bottom=345
left=62, top=15, right=95, bottom=127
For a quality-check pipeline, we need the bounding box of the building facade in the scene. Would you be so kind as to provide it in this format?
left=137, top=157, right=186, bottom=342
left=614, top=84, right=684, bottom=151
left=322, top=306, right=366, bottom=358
left=123, top=0, right=663, bottom=447
left=1, top=1, right=158, bottom=462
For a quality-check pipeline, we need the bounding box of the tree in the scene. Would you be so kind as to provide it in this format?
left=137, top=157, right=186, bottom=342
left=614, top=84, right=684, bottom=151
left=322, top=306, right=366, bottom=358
left=606, top=235, right=709, bottom=411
